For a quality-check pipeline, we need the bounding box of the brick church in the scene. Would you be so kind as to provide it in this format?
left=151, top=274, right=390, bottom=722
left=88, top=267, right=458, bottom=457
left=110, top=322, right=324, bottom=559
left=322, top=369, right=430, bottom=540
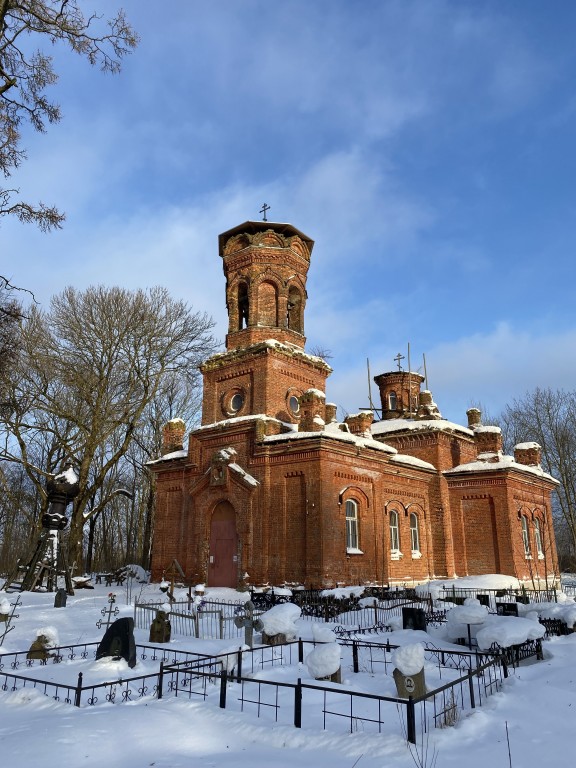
left=149, top=219, right=559, bottom=589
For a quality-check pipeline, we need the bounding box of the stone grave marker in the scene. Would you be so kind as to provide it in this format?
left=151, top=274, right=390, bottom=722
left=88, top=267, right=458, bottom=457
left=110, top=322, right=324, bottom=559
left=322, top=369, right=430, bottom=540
left=393, top=667, right=426, bottom=698
left=149, top=610, right=171, bottom=644
left=477, top=594, right=490, bottom=607
left=496, top=602, right=519, bottom=617
left=402, top=607, right=427, bottom=631
left=54, top=588, right=67, bottom=608
left=96, top=617, right=137, bottom=668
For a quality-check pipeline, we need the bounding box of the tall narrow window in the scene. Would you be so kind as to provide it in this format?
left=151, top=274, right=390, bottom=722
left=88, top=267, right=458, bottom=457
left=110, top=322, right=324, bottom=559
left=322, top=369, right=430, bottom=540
left=390, top=510, right=400, bottom=552
left=238, top=282, right=249, bottom=329
left=388, top=391, right=397, bottom=411
left=521, top=515, right=531, bottom=556
left=346, top=500, right=359, bottom=551
left=410, top=512, right=420, bottom=553
left=534, top=518, right=544, bottom=557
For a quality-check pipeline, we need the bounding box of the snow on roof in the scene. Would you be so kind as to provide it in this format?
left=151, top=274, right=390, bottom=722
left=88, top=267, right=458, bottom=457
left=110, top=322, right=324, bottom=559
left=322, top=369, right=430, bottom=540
left=371, top=418, right=473, bottom=438
left=444, top=453, right=558, bottom=483
left=305, top=388, right=326, bottom=399
left=389, top=454, right=436, bottom=471
left=228, top=463, right=259, bottom=487
left=166, top=417, right=186, bottom=426
left=195, top=414, right=279, bottom=431
left=263, top=424, right=398, bottom=454
left=147, top=449, right=188, bottom=465
left=474, top=425, right=501, bottom=434
left=514, top=441, right=541, bottom=450
left=206, top=339, right=333, bottom=371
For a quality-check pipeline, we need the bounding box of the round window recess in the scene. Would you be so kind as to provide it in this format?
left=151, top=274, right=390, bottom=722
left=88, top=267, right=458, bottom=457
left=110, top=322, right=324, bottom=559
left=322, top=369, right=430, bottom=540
left=230, top=392, right=245, bottom=413
left=289, top=395, right=300, bottom=414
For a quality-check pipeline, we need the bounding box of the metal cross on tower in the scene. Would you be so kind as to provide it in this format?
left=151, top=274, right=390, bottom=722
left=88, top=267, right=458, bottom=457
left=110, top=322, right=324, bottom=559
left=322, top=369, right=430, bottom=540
left=394, top=352, right=405, bottom=371
left=259, top=202, right=270, bottom=221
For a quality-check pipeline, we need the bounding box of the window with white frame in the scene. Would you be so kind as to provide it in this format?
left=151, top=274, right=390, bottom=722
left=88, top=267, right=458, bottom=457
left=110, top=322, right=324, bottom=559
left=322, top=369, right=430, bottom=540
left=534, top=517, right=544, bottom=558
left=521, top=515, right=531, bottom=556
left=388, top=391, right=397, bottom=410
left=346, top=499, right=360, bottom=552
left=410, top=512, right=420, bottom=554
left=390, top=509, right=400, bottom=556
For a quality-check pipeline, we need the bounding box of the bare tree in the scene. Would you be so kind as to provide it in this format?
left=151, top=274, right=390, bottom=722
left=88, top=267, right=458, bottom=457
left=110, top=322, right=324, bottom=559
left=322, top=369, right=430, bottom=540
left=0, top=1, right=137, bottom=230
left=0, top=285, right=218, bottom=570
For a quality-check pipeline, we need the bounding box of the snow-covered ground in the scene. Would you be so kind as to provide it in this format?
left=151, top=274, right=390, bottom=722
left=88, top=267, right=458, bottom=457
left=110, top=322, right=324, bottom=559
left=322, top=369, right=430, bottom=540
left=0, top=577, right=575, bottom=767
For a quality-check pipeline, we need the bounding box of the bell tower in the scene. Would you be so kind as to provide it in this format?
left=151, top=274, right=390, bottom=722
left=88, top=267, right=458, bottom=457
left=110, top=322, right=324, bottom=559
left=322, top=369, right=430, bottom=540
left=219, top=220, right=312, bottom=350
left=200, top=220, right=331, bottom=425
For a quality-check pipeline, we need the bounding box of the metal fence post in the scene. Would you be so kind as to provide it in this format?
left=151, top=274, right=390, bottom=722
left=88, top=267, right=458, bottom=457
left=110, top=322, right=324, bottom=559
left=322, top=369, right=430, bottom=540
left=468, top=669, right=475, bottom=708
left=236, top=648, right=243, bottom=682
left=298, top=638, right=304, bottom=664
left=74, top=672, right=83, bottom=707
left=294, top=678, right=302, bottom=728
left=157, top=662, right=164, bottom=699
left=352, top=640, right=359, bottom=673
left=406, top=696, right=416, bottom=744
left=219, top=669, right=227, bottom=708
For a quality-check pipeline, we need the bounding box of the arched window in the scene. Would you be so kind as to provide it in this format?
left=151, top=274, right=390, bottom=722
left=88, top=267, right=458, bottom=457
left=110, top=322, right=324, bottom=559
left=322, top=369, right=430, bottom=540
left=390, top=509, right=400, bottom=552
left=521, top=515, right=531, bottom=556
left=237, top=282, right=249, bottom=329
left=287, top=285, right=303, bottom=333
left=534, top=517, right=544, bottom=557
left=388, top=391, right=397, bottom=411
left=345, top=499, right=359, bottom=551
left=410, top=512, right=420, bottom=553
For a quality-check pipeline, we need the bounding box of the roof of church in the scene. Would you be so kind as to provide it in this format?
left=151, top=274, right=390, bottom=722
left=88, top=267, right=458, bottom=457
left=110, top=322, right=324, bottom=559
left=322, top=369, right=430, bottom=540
left=218, top=220, right=314, bottom=255
left=371, top=417, right=474, bottom=438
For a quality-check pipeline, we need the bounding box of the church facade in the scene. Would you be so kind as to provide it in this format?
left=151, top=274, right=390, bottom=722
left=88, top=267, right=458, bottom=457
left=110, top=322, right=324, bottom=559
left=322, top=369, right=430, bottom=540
left=148, top=220, right=559, bottom=589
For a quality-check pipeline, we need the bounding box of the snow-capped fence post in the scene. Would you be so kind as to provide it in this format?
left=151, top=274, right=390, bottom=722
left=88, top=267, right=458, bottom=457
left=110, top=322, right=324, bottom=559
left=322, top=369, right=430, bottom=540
left=219, top=669, right=228, bottom=708
left=352, top=640, right=359, bottom=673
left=74, top=672, right=83, bottom=707
left=294, top=678, right=302, bottom=728
left=406, top=696, right=416, bottom=744
left=157, top=662, right=164, bottom=699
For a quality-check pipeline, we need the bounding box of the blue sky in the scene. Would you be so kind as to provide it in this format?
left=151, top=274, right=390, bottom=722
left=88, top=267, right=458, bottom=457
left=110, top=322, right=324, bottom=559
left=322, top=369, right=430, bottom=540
left=4, top=0, right=576, bottom=424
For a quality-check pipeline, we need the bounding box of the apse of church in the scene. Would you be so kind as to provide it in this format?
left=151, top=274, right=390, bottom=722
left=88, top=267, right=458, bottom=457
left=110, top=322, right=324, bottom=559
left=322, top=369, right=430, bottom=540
left=149, top=220, right=559, bottom=590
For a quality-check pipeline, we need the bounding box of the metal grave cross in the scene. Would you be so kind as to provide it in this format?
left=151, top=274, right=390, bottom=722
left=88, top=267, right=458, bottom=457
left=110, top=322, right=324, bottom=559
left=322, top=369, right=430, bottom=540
left=96, top=593, right=120, bottom=629
left=233, top=600, right=262, bottom=648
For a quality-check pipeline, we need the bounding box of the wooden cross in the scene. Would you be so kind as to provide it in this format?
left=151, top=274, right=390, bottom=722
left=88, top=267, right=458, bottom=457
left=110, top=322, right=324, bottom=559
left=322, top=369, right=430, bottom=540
left=394, top=352, right=405, bottom=371
left=259, top=203, right=270, bottom=221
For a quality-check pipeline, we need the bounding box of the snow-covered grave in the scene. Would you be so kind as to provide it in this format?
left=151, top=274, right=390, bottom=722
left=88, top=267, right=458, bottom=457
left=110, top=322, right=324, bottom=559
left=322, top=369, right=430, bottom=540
left=1, top=576, right=576, bottom=765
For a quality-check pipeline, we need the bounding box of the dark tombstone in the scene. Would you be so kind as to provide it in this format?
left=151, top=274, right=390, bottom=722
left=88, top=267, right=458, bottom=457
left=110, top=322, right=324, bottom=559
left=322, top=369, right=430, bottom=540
left=402, top=607, right=427, bottom=631
left=477, top=594, right=490, bottom=607
left=496, top=602, right=519, bottom=617
left=149, top=610, right=171, bottom=643
left=54, top=588, right=67, bottom=608
left=516, top=594, right=530, bottom=605
left=96, top=617, right=137, bottom=668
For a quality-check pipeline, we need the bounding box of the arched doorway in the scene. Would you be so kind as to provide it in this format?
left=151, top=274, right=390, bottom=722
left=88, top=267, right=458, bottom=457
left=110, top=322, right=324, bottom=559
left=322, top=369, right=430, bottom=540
left=208, top=501, right=238, bottom=587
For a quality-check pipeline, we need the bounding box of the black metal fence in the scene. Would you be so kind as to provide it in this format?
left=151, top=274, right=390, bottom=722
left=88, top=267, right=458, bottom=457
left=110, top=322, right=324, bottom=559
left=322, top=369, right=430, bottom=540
left=163, top=638, right=506, bottom=744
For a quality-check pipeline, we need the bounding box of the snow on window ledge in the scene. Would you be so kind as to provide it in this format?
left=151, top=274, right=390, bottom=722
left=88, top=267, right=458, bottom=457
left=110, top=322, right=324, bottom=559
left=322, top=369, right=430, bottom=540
left=346, top=547, right=364, bottom=555
left=411, top=550, right=422, bottom=559
left=525, top=554, right=533, bottom=560
left=391, top=550, right=403, bottom=561
left=537, top=552, right=545, bottom=560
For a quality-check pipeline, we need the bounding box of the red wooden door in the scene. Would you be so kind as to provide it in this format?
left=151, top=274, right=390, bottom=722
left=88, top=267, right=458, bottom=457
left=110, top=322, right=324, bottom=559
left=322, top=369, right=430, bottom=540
left=208, top=502, right=238, bottom=587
